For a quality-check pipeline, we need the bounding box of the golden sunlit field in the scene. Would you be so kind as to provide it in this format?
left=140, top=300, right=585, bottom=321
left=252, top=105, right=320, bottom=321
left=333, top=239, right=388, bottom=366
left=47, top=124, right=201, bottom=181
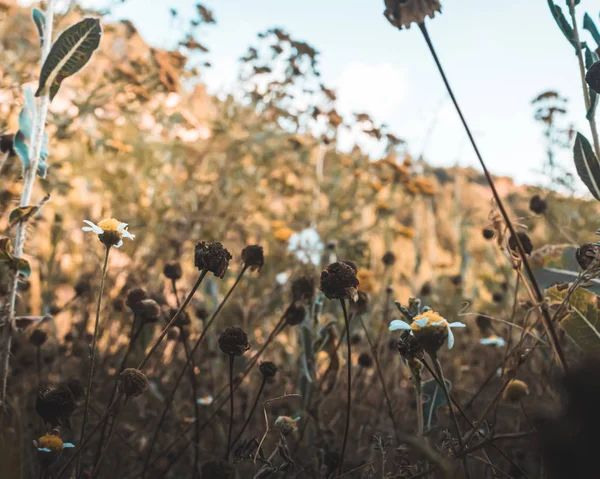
left=2, top=0, right=600, bottom=478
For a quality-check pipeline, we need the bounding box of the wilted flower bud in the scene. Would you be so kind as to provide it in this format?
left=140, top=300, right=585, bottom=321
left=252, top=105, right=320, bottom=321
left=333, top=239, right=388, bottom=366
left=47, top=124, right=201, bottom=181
left=36, top=386, right=76, bottom=427
left=291, top=275, right=316, bottom=303
left=383, top=0, right=442, bottom=30
left=529, top=195, right=548, bottom=214
left=194, top=241, right=232, bottom=278
left=119, top=368, right=148, bottom=397
left=396, top=333, right=424, bottom=362
left=576, top=243, right=599, bottom=270
left=284, top=302, right=306, bottom=326
left=218, top=327, right=250, bottom=357
left=241, top=245, right=264, bottom=272
left=320, top=262, right=359, bottom=301
left=139, top=299, right=161, bottom=324
left=29, top=329, right=48, bottom=347
left=503, top=379, right=529, bottom=402
left=126, top=288, right=148, bottom=312
left=163, top=261, right=183, bottom=280
left=259, top=361, right=278, bottom=379
left=508, top=232, right=533, bottom=256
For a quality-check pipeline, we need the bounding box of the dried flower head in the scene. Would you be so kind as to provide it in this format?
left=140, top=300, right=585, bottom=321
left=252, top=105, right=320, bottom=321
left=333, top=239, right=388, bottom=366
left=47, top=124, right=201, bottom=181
left=29, top=329, right=48, bottom=347
left=284, top=301, right=307, bottom=326
left=126, top=288, right=148, bottom=311
left=137, top=299, right=161, bottom=324
left=274, top=416, right=299, bottom=436
left=503, top=379, right=529, bottom=402
left=82, top=218, right=135, bottom=248
left=64, top=378, right=85, bottom=401
left=396, top=332, right=425, bottom=363
left=36, top=386, right=76, bottom=427
left=320, top=261, right=359, bottom=301
left=118, top=368, right=148, bottom=397
left=218, top=327, right=250, bottom=356
left=482, top=228, right=495, bottom=240
left=259, top=361, right=278, bottom=379
left=358, top=352, right=373, bottom=368
left=390, top=310, right=465, bottom=355
left=382, top=251, right=396, bottom=266
left=241, top=244, right=265, bottom=272
left=194, top=241, right=232, bottom=278
left=200, top=460, right=236, bottom=479
left=529, top=195, right=548, bottom=214
left=508, top=232, right=533, bottom=256
left=383, top=0, right=442, bottom=30
left=576, top=243, right=599, bottom=270
left=291, top=275, right=315, bottom=302
left=163, top=261, right=183, bottom=280
left=475, top=313, right=492, bottom=335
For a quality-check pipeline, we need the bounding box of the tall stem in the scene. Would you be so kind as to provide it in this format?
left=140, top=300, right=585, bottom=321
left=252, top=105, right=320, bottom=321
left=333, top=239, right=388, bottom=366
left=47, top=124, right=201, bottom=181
left=225, top=354, right=235, bottom=461
left=418, top=22, right=568, bottom=373
left=232, top=377, right=267, bottom=448
left=568, top=0, right=600, bottom=159
left=77, top=246, right=111, bottom=477
left=337, top=299, right=352, bottom=477
left=0, top=0, right=56, bottom=407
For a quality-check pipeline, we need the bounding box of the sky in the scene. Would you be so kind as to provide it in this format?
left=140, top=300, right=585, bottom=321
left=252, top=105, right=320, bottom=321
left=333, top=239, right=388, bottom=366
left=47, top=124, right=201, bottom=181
left=73, top=1, right=600, bottom=187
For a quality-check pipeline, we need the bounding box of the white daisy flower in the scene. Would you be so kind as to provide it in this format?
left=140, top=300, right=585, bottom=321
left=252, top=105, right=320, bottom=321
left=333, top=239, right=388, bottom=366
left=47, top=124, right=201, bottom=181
left=480, top=335, right=506, bottom=347
left=389, top=310, right=466, bottom=350
left=82, top=218, right=135, bottom=248
left=287, top=227, right=324, bottom=266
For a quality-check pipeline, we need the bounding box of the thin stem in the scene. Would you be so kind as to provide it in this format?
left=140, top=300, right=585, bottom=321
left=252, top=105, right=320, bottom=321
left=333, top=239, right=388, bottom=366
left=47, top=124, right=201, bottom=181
left=358, top=316, right=400, bottom=442
left=36, top=345, right=42, bottom=388
left=232, top=376, right=267, bottom=448
left=418, top=22, right=568, bottom=373
left=568, top=0, right=600, bottom=159
left=413, top=370, right=424, bottom=436
left=0, top=0, right=56, bottom=407
left=171, top=278, right=181, bottom=308
left=140, top=267, right=248, bottom=478
left=90, top=396, right=128, bottom=478
left=225, top=354, right=235, bottom=461
left=137, top=269, right=208, bottom=370
left=77, top=245, right=111, bottom=477
left=337, top=299, right=352, bottom=477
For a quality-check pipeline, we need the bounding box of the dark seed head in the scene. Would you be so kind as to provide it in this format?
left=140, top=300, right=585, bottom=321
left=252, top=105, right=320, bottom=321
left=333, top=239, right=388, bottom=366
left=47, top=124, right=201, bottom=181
left=163, top=261, right=183, bottom=280
left=358, top=352, right=373, bottom=368
left=195, top=301, right=209, bottom=321
left=139, top=299, right=162, bottom=323
left=126, top=288, right=148, bottom=311
left=529, top=194, right=548, bottom=214
left=382, top=251, right=396, bottom=266
left=492, top=292, right=504, bottom=304
left=586, top=60, right=600, bottom=94
left=396, top=333, right=425, bottom=362
left=351, top=333, right=362, bottom=345
left=576, top=243, right=599, bottom=270
left=508, top=231, right=533, bottom=256
left=118, top=368, right=148, bottom=397
left=291, top=275, right=315, bottom=302
left=36, top=386, right=76, bottom=427
left=450, top=274, right=461, bottom=286
left=168, top=307, right=190, bottom=328
left=476, top=313, right=492, bottom=334
left=194, top=241, right=232, bottom=279
left=218, top=327, right=250, bottom=357
left=482, top=228, right=495, bottom=240
left=259, top=361, right=278, bottom=379
left=284, top=301, right=306, bottom=326
left=319, top=262, right=359, bottom=301
left=167, top=328, right=179, bottom=341
left=241, top=245, right=264, bottom=272
left=29, top=329, right=48, bottom=347
left=420, top=282, right=432, bottom=297
left=74, top=275, right=92, bottom=296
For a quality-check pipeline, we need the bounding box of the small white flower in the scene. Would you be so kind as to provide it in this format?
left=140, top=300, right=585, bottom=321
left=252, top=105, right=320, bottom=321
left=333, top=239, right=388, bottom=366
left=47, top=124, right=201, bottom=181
left=389, top=310, right=466, bottom=349
left=480, top=335, right=506, bottom=347
left=276, top=272, right=290, bottom=285
left=287, top=227, right=324, bottom=266
left=82, top=218, right=135, bottom=248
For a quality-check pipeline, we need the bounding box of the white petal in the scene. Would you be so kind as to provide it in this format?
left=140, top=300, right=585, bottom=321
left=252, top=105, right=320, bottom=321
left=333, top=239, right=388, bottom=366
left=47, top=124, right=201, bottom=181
left=389, top=320, right=411, bottom=331
left=449, top=322, right=466, bottom=328
left=447, top=325, right=455, bottom=349
left=117, top=222, right=128, bottom=231
left=414, top=318, right=429, bottom=327
left=82, top=227, right=95, bottom=232
left=122, top=230, right=135, bottom=240
left=431, top=320, right=446, bottom=327
left=114, top=240, right=123, bottom=248
left=63, top=443, right=75, bottom=448
left=82, top=220, right=103, bottom=234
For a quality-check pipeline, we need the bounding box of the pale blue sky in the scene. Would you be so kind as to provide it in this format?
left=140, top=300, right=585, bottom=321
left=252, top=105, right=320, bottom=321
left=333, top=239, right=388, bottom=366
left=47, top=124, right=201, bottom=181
left=101, top=1, right=599, bottom=187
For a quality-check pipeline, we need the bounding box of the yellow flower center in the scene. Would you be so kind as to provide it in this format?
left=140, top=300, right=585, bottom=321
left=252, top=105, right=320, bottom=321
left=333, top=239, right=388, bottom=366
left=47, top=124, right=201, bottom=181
left=97, top=218, right=121, bottom=232
left=37, top=435, right=63, bottom=452
left=411, top=311, right=448, bottom=331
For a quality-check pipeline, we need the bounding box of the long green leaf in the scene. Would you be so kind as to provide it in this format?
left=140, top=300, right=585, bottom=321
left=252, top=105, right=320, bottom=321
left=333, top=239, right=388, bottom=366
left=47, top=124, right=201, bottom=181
left=35, top=18, right=102, bottom=101
left=32, top=8, right=45, bottom=47
left=547, top=0, right=579, bottom=50
left=14, top=87, right=50, bottom=178
left=585, top=49, right=599, bottom=119
left=573, top=132, right=600, bottom=200
left=583, top=13, right=600, bottom=48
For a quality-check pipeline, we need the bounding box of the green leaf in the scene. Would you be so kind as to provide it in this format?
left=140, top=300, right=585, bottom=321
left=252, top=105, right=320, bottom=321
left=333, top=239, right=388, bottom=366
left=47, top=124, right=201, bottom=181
left=585, top=48, right=599, bottom=119
left=0, top=237, right=32, bottom=278
left=35, top=18, right=102, bottom=102
left=547, top=285, right=600, bottom=354
left=547, top=1, right=580, bottom=50
left=32, top=8, right=45, bottom=47
left=573, top=132, right=600, bottom=200
left=8, top=195, right=50, bottom=227
left=583, top=13, right=600, bottom=48
left=14, top=87, right=50, bottom=178
left=422, top=378, right=451, bottom=428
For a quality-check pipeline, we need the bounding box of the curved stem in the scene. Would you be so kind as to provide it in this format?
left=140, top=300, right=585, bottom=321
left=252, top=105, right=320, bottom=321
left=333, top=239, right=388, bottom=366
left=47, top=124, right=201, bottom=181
left=337, top=299, right=352, bottom=477
left=232, top=377, right=267, bottom=448
left=90, top=396, right=128, bottom=478
left=418, top=22, right=568, bottom=373
left=225, top=354, right=235, bottom=461
left=180, top=332, right=201, bottom=477
left=77, top=245, right=110, bottom=477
